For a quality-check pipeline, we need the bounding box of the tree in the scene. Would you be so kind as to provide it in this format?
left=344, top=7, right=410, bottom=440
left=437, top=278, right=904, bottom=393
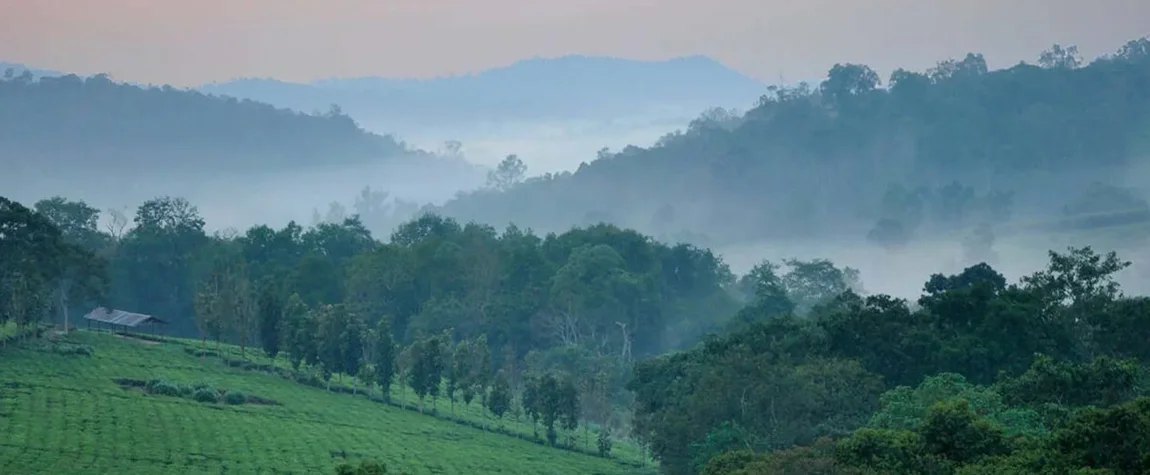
left=32, top=197, right=110, bottom=332
left=373, top=319, right=397, bottom=401
left=467, top=334, right=492, bottom=407
left=193, top=275, right=226, bottom=353
left=820, top=63, right=880, bottom=105
left=231, top=270, right=258, bottom=358
left=781, top=258, right=855, bottom=315
left=408, top=335, right=444, bottom=413
left=1038, top=44, right=1083, bottom=69
left=118, top=196, right=208, bottom=336
left=315, top=304, right=358, bottom=389
left=487, top=373, right=512, bottom=422
left=558, top=377, right=580, bottom=440
left=447, top=338, right=472, bottom=416
left=280, top=293, right=310, bottom=371
left=597, top=428, right=613, bottom=458
left=522, top=375, right=542, bottom=438
left=257, top=279, right=284, bottom=360
left=1, top=197, right=88, bottom=335
left=486, top=154, right=527, bottom=191
left=341, top=311, right=367, bottom=393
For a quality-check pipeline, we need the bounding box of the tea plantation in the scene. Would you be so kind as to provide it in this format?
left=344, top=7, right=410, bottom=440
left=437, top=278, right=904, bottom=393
left=0, top=331, right=650, bottom=474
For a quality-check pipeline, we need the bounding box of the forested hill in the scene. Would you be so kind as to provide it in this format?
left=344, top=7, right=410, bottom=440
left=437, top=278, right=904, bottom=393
left=435, top=38, right=1150, bottom=248
left=0, top=71, right=416, bottom=174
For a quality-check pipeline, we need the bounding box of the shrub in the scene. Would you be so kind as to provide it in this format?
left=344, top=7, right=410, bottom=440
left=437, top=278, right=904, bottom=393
left=225, top=391, right=247, bottom=405
left=52, top=343, right=95, bottom=356
left=147, top=379, right=183, bottom=397
left=190, top=382, right=216, bottom=392
left=193, top=387, right=219, bottom=403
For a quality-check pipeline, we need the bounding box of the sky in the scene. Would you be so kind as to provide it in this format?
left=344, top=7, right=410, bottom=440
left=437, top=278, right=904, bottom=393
left=1, top=0, right=1148, bottom=87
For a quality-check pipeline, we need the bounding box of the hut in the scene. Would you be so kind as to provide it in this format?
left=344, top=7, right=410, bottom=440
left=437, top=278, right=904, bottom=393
left=82, top=307, right=166, bottom=335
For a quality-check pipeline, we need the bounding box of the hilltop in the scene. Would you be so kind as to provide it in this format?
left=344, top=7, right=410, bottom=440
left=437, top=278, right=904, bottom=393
left=0, top=330, right=649, bottom=474
left=200, top=55, right=767, bottom=128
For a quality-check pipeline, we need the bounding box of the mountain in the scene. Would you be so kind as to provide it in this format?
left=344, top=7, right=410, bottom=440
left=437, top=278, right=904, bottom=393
left=431, top=37, right=1150, bottom=253
left=200, top=55, right=768, bottom=128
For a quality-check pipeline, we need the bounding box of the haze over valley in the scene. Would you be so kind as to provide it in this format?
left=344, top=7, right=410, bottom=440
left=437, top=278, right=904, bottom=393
left=7, top=3, right=1150, bottom=474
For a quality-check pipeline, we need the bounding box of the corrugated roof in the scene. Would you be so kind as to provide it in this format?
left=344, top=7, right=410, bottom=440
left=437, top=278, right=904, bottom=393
left=82, top=307, right=166, bottom=327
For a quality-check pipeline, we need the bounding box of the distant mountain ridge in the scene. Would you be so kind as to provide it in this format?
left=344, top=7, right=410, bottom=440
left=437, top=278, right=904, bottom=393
left=199, top=55, right=768, bottom=127
left=0, top=62, right=64, bottom=80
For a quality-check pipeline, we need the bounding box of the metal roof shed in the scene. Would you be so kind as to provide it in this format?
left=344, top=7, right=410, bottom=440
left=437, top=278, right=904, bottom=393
left=82, top=307, right=166, bottom=333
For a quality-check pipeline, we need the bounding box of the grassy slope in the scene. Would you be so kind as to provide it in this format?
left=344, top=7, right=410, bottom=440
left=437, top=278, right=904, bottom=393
left=0, top=332, right=649, bottom=475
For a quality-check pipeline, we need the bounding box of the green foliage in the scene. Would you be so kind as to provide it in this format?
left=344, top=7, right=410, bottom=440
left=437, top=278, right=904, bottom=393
left=335, top=459, right=389, bottom=475
left=918, top=400, right=1009, bottom=464
left=225, top=391, right=248, bottom=405
left=193, top=387, right=220, bottom=403
left=146, top=379, right=183, bottom=397
left=373, top=319, right=397, bottom=399
left=633, top=245, right=1150, bottom=475
left=835, top=428, right=947, bottom=474
left=869, top=373, right=1047, bottom=438
left=1051, top=397, right=1150, bottom=473
left=690, top=421, right=753, bottom=472
left=487, top=374, right=512, bottom=419
left=998, top=355, right=1141, bottom=409
left=407, top=335, right=445, bottom=410
left=597, top=428, right=613, bottom=458
left=41, top=341, right=96, bottom=357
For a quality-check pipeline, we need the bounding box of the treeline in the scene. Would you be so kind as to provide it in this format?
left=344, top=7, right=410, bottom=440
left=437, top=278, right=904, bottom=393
left=0, top=70, right=408, bottom=172
left=2, top=193, right=857, bottom=444
left=632, top=247, right=1150, bottom=474
left=436, top=37, right=1150, bottom=246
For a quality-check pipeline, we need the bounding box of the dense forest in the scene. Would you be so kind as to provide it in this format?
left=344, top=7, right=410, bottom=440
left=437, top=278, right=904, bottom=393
left=0, top=69, right=416, bottom=173
left=436, top=37, right=1150, bottom=248
left=5, top=193, right=1150, bottom=474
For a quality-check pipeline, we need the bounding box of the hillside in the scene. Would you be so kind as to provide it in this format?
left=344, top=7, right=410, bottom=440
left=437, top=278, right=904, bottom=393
left=200, top=55, right=767, bottom=128
left=0, top=331, right=647, bottom=474
left=0, top=72, right=413, bottom=173
left=0, top=73, right=486, bottom=229
left=433, top=37, right=1150, bottom=250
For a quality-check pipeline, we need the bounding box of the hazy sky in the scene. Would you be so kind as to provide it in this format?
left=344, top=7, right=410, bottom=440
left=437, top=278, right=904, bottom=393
left=2, top=0, right=1147, bottom=86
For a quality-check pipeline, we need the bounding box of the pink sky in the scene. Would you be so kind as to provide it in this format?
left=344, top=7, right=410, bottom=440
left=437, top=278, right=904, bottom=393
left=1, top=0, right=1147, bottom=86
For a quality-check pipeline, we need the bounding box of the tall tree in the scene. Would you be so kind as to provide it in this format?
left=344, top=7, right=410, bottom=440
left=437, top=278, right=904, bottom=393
left=486, top=154, right=527, bottom=191
left=448, top=338, right=473, bottom=416
left=257, top=278, right=285, bottom=360
left=1, top=197, right=94, bottom=335
left=279, top=293, right=310, bottom=371
left=487, top=372, right=512, bottom=423
left=373, top=318, right=397, bottom=401
left=408, top=335, right=444, bottom=413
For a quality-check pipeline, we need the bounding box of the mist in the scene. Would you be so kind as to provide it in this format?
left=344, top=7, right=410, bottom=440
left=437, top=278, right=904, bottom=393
left=377, top=115, right=696, bottom=174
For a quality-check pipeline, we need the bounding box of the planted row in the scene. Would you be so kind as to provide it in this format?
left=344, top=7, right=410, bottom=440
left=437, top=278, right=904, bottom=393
left=114, top=378, right=279, bottom=406
left=29, top=340, right=95, bottom=357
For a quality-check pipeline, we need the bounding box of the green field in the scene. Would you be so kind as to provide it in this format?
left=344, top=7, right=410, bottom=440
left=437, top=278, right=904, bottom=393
left=0, top=331, right=651, bottom=475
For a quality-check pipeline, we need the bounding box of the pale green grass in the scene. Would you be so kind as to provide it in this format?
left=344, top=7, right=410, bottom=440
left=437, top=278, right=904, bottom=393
left=0, top=332, right=652, bottom=475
